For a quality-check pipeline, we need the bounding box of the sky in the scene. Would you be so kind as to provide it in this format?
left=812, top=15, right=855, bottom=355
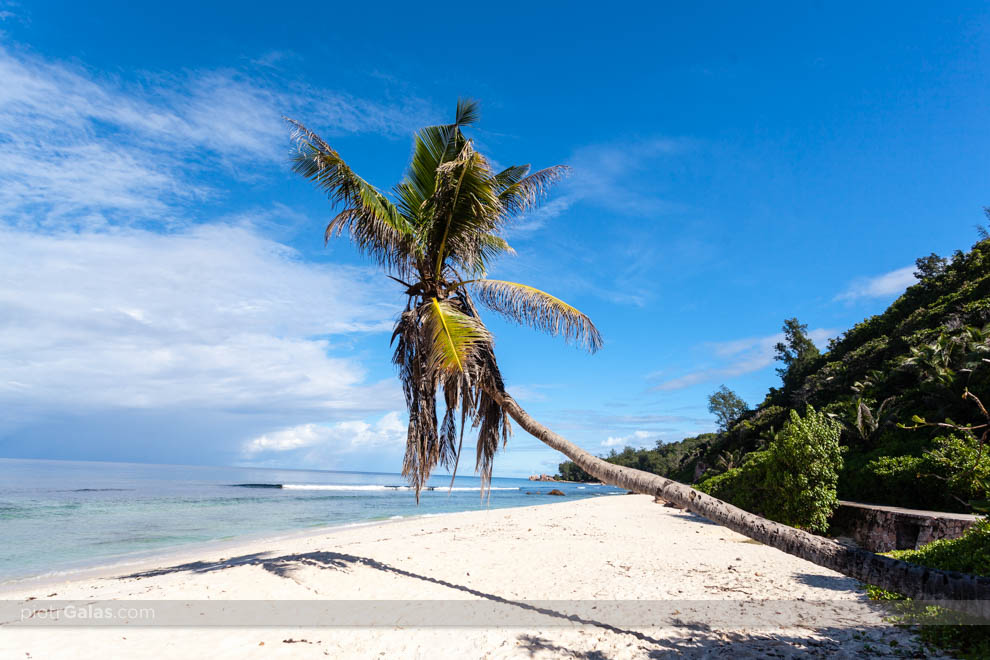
left=0, top=2, right=988, bottom=477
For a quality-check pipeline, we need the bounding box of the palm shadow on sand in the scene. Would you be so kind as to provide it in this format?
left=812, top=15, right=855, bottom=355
left=119, top=550, right=670, bottom=646
left=118, top=551, right=914, bottom=658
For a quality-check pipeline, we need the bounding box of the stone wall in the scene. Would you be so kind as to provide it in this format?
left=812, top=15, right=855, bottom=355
left=830, top=500, right=979, bottom=553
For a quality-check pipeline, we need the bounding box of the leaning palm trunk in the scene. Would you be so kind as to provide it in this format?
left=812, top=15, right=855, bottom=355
left=493, top=389, right=990, bottom=610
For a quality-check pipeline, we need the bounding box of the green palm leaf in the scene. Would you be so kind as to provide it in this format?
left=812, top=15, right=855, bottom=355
left=422, top=298, right=492, bottom=375
left=428, top=142, right=504, bottom=276
left=286, top=118, right=413, bottom=271
left=454, top=98, right=480, bottom=126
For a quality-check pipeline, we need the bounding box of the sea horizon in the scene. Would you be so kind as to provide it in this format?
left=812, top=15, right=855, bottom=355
left=0, top=457, right=621, bottom=584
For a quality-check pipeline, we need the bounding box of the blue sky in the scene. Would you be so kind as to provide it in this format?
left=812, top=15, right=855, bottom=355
left=0, top=2, right=988, bottom=477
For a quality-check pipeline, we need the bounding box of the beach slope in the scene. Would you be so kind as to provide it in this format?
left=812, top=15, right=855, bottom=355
left=0, top=495, right=931, bottom=658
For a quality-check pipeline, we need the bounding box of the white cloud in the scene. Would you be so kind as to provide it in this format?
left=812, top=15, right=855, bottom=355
left=835, top=266, right=916, bottom=301
left=0, top=224, right=402, bottom=419
left=602, top=430, right=653, bottom=448
left=652, top=328, right=834, bottom=391
left=241, top=412, right=408, bottom=470
left=0, top=45, right=438, bottom=468
left=0, top=41, right=448, bottom=472
left=245, top=412, right=406, bottom=455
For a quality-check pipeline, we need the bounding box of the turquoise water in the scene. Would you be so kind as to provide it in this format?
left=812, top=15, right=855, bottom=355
left=0, top=458, right=621, bottom=582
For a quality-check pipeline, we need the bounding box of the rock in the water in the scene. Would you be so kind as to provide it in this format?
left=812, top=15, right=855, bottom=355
left=547, top=489, right=565, bottom=496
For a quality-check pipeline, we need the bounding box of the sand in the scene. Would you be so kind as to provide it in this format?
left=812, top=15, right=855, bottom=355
left=0, top=495, right=938, bottom=658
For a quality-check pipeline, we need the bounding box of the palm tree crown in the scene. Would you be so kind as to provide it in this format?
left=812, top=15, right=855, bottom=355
left=287, top=99, right=601, bottom=497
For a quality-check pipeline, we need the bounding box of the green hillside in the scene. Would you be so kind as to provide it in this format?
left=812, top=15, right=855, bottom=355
left=559, top=230, right=990, bottom=513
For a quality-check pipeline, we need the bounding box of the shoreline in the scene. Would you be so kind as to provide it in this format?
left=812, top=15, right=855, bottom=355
left=0, top=500, right=579, bottom=592
left=0, top=495, right=931, bottom=658
left=0, top=466, right=621, bottom=589
left=0, top=512, right=420, bottom=592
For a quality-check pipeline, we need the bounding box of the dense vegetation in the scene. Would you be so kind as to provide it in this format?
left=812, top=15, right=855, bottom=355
left=559, top=229, right=990, bottom=515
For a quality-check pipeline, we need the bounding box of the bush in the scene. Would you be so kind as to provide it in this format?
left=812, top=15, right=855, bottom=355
left=866, top=519, right=990, bottom=658
left=557, top=460, right=593, bottom=482
left=698, top=406, right=843, bottom=533
left=891, top=517, right=990, bottom=575
left=921, top=433, right=990, bottom=506
left=861, top=454, right=930, bottom=505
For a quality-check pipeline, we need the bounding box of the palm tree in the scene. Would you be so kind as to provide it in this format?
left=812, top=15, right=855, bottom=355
left=286, top=100, right=990, bottom=608
left=286, top=99, right=597, bottom=497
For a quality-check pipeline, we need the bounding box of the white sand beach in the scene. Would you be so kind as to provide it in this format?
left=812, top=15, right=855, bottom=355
left=0, top=495, right=934, bottom=658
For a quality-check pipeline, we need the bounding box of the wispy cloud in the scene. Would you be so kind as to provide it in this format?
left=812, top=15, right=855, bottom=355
left=559, top=410, right=706, bottom=429
left=834, top=265, right=916, bottom=301
left=0, top=46, right=435, bottom=230
left=651, top=328, right=834, bottom=391
left=506, top=384, right=560, bottom=403
left=0, top=1, right=22, bottom=25
left=509, top=138, right=689, bottom=233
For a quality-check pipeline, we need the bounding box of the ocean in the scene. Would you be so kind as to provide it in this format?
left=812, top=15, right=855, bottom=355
left=0, top=458, right=622, bottom=583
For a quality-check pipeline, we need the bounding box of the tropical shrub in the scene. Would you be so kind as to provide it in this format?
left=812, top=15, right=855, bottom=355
left=920, top=433, right=990, bottom=508
left=891, top=517, right=990, bottom=575
left=866, top=518, right=990, bottom=658
left=698, top=406, right=843, bottom=533
left=858, top=454, right=930, bottom=506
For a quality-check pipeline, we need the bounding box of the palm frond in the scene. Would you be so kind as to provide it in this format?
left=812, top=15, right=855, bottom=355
left=286, top=118, right=397, bottom=217
left=473, top=234, right=515, bottom=274
left=455, top=98, right=481, bottom=126
left=422, top=298, right=491, bottom=375
left=392, top=297, right=507, bottom=498
left=324, top=207, right=415, bottom=275
left=392, top=310, right=438, bottom=500
left=403, top=98, right=477, bottom=206
left=493, top=165, right=530, bottom=188
left=406, top=125, right=460, bottom=204
left=498, top=165, right=570, bottom=218
left=467, top=344, right=511, bottom=492
left=286, top=118, right=413, bottom=271
left=471, top=279, right=603, bottom=352
left=428, top=142, right=503, bottom=276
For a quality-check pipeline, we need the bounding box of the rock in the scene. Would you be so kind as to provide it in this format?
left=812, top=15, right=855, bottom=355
left=547, top=489, right=565, bottom=496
